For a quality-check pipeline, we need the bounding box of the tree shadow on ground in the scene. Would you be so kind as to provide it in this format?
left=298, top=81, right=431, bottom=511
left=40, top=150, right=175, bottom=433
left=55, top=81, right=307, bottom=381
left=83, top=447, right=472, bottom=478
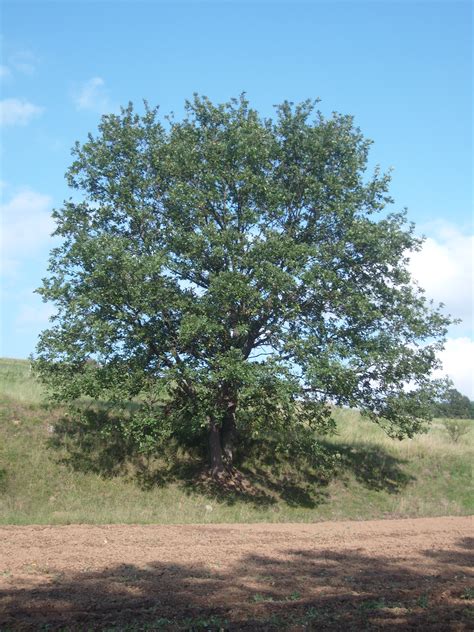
left=48, top=411, right=333, bottom=508
left=422, top=536, right=474, bottom=573
left=48, top=411, right=414, bottom=509
left=0, top=536, right=471, bottom=630
left=128, top=452, right=331, bottom=510
left=0, top=468, right=7, bottom=493
left=48, top=409, right=136, bottom=478
left=320, top=440, right=415, bottom=493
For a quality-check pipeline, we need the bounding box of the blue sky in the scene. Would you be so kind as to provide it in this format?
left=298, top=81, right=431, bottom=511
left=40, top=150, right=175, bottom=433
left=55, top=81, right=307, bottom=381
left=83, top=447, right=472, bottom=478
left=1, top=0, right=473, bottom=395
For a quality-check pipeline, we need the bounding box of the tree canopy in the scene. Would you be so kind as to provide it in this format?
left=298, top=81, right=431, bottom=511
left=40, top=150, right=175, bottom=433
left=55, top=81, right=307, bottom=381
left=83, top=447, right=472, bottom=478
left=35, top=95, right=452, bottom=476
left=433, top=388, right=474, bottom=419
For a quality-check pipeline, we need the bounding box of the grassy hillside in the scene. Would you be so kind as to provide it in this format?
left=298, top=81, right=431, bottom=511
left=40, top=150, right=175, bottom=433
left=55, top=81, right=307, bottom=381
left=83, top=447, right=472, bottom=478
left=0, top=358, right=472, bottom=525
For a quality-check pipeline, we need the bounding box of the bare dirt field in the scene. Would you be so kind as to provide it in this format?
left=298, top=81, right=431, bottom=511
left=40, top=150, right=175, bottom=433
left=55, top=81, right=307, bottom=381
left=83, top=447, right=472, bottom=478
left=0, top=516, right=472, bottom=630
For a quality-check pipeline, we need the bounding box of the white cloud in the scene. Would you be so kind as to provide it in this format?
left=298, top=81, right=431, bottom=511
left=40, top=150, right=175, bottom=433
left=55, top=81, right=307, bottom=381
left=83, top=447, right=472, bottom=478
left=73, top=76, right=112, bottom=113
left=435, top=337, right=474, bottom=399
left=1, top=189, right=54, bottom=275
left=407, top=222, right=473, bottom=397
left=409, top=224, right=473, bottom=326
left=0, top=98, right=43, bottom=126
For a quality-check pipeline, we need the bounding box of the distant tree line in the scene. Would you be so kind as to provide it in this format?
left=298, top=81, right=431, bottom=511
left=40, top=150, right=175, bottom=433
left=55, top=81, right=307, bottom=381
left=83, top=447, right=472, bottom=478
left=433, top=388, right=474, bottom=419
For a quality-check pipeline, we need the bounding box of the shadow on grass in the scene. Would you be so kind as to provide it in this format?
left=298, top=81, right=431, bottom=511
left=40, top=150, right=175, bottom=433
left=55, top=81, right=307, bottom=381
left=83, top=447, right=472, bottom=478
left=49, top=408, right=136, bottom=478
left=0, top=468, right=7, bottom=493
left=0, top=535, right=471, bottom=630
left=320, top=440, right=416, bottom=493
left=48, top=410, right=414, bottom=509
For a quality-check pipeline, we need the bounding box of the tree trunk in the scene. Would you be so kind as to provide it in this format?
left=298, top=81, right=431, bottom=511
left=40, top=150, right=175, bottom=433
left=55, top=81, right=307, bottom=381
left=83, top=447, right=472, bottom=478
left=208, top=418, right=224, bottom=478
left=221, top=398, right=237, bottom=466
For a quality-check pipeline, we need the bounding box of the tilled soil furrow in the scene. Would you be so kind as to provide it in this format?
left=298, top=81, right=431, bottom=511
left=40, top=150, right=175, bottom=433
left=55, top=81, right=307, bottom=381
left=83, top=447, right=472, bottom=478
left=0, top=516, right=472, bottom=630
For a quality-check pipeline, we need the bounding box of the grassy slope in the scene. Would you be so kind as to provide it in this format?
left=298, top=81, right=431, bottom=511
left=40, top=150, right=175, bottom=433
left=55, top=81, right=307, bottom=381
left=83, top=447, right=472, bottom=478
left=0, top=358, right=472, bottom=525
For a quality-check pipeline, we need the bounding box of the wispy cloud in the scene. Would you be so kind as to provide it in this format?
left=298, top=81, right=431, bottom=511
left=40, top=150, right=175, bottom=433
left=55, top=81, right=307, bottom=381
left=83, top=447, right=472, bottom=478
left=1, top=189, right=54, bottom=276
left=0, top=98, right=44, bottom=126
left=1, top=49, right=39, bottom=79
left=73, top=76, right=113, bottom=113
left=9, top=50, right=38, bottom=75
left=16, top=301, right=56, bottom=329
left=0, top=65, right=11, bottom=79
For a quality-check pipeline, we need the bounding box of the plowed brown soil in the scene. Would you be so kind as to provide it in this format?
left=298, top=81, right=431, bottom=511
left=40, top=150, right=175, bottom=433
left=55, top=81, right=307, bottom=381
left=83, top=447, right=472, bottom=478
left=0, top=516, right=472, bottom=630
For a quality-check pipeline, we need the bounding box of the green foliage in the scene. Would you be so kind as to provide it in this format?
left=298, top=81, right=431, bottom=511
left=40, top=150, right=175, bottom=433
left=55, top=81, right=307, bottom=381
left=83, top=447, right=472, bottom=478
left=433, top=388, right=474, bottom=419
left=442, top=419, right=471, bottom=444
left=34, top=95, right=453, bottom=471
left=461, top=587, right=474, bottom=600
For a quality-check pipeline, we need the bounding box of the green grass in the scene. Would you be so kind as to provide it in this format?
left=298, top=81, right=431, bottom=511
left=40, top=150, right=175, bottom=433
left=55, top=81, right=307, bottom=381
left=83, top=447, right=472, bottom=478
left=0, top=358, right=472, bottom=525
left=0, top=357, right=45, bottom=405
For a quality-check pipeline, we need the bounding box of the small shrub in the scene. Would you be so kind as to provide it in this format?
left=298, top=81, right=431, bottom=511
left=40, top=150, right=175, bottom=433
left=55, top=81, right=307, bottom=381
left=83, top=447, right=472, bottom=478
left=416, top=593, right=429, bottom=608
left=252, top=593, right=273, bottom=603
left=461, top=587, right=474, bottom=600
left=442, top=419, right=471, bottom=444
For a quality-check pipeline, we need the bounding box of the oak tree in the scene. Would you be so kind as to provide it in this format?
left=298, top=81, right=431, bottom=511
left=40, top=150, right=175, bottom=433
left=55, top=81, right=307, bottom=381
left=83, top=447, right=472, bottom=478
left=35, top=95, right=451, bottom=477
